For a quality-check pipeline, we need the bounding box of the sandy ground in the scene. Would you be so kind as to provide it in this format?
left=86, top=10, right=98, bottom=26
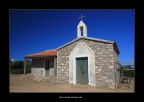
left=10, top=74, right=134, bottom=93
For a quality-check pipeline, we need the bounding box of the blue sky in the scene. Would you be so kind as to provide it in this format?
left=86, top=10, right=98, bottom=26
left=10, top=9, right=134, bottom=62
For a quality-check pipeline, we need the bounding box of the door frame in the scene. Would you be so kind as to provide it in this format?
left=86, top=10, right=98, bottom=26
left=69, top=42, right=96, bottom=86
left=73, top=55, right=90, bottom=85
left=76, top=57, right=88, bottom=84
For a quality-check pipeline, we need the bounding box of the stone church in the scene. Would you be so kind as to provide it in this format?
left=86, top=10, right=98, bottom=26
left=24, top=16, right=120, bottom=89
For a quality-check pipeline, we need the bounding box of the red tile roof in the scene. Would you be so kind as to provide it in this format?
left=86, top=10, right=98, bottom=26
left=24, top=49, right=57, bottom=58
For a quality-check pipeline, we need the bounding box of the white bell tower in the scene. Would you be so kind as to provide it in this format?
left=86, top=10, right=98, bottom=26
left=77, top=14, right=87, bottom=38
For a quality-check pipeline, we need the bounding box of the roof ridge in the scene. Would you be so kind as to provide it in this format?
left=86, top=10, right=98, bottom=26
left=57, top=36, right=114, bottom=50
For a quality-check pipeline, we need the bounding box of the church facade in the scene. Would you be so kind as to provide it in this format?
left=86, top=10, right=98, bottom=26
left=24, top=18, right=120, bottom=89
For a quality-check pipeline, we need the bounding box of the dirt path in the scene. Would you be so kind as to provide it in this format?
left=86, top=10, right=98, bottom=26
left=10, top=74, right=134, bottom=93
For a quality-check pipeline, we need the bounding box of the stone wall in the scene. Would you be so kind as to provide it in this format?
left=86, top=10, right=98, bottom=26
left=49, top=68, right=54, bottom=76
left=31, top=68, right=45, bottom=77
left=31, top=58, right=56, bottom=78
left=113, top=49, right=120, bottom=87
left=57, top=38, right=119, bottom=89
left=31, top=59, right=45, bottom=77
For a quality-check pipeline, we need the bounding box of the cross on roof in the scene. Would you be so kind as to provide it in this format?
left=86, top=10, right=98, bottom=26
left=79, top=14, right=85, bottom=21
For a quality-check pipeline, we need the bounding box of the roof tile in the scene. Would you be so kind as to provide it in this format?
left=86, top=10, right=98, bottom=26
left=24, top=49, right=57, bottom=58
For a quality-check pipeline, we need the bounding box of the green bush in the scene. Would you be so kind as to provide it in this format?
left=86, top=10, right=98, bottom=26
left=9, top=60, right=32, bottom=74
left=10, top=68, right=24, bottom=74
left=10, top=61, right=24, bottom=69
left=123, top=70, right=134, bottom=77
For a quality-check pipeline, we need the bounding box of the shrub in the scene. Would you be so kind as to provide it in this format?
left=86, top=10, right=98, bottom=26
left=9, top=60, right=32, bottom=74
left=10, top=61, right=24, bottom=69
left=10, top=68, right=24, bottom=74
left=123, top=70, right=134, bottom=77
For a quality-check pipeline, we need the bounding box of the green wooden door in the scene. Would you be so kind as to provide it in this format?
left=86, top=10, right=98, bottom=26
left=76, top=57, right=88, bottom=84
